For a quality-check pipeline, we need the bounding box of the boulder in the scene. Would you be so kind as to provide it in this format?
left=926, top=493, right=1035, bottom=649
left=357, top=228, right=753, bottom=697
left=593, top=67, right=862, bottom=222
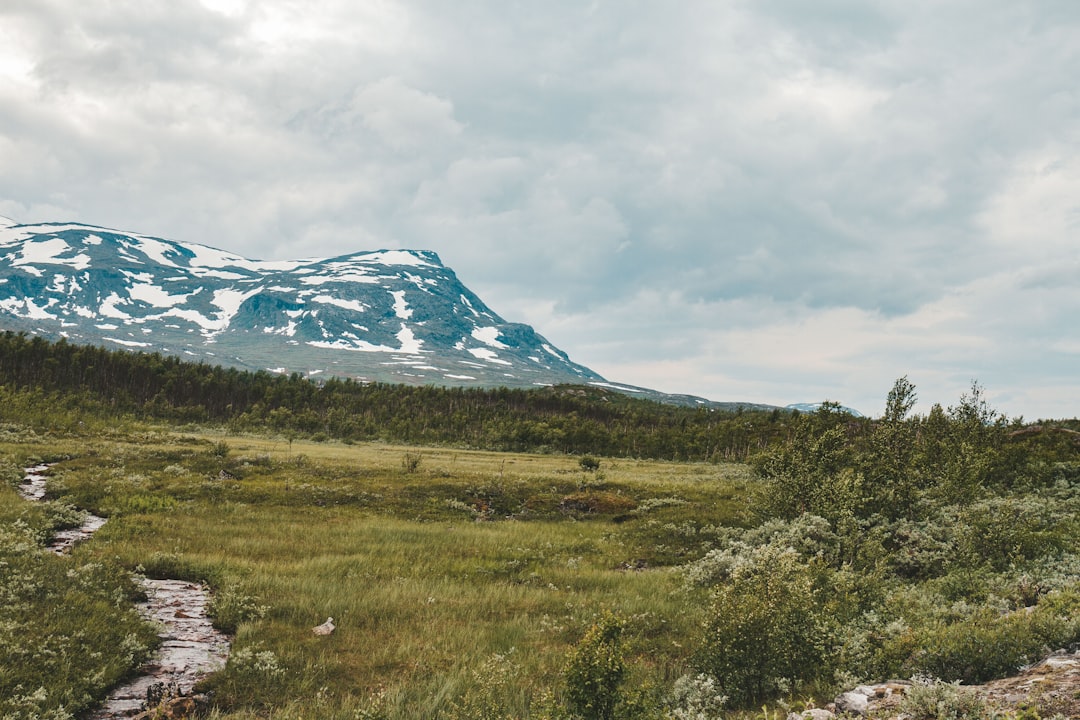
left=787, top=709, right=836, bottom=720
left=834, top=690, right=869, bottom=716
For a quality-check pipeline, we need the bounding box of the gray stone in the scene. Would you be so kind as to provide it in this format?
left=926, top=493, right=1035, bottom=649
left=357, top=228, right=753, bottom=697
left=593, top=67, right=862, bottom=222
left=787, top=710, right=836, bottom=720
left=834, top=691, right=869, bottom=716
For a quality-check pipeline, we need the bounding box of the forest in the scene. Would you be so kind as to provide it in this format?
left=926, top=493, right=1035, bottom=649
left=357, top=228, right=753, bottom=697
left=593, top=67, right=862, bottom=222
left=0, top=331, right=808, bottom=460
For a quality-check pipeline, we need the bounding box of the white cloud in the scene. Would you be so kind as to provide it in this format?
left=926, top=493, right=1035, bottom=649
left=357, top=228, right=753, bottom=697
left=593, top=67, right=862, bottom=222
left=348, top=77, right=463, bottom=151
left=2, top=1, right=1080, bottom=417
left=978, top=144, right=1080, bottom=260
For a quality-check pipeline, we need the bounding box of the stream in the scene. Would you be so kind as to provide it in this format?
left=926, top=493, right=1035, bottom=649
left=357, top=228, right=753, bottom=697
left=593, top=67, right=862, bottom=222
left=17, top=464, right=230, bottom=718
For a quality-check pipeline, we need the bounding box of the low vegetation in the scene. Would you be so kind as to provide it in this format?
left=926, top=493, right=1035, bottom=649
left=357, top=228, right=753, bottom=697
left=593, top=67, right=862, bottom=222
left=0, top=349, right=1077, bottom=718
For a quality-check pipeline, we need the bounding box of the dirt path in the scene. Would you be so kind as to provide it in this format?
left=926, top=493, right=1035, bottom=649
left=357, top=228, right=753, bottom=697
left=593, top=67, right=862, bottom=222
left=18, top=464, right=230, bottom=718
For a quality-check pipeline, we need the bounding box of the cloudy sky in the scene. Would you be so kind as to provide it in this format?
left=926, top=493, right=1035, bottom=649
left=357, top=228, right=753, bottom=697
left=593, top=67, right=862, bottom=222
left=1, top=1, right=1078, bottom=419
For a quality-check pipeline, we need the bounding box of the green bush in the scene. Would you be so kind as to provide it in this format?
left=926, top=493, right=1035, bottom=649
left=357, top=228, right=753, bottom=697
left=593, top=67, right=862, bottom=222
left=209, top=584, right=270, bottom=634
left=565, top=611, right=625, bottom=720
left=579, top=456, right=601, bottom=472
left=899, top=600, right=1080, bottom=683
left=401, top=452, right=422, bottom=473
left=898, top=675, right=987, bottom=720
left=666, top=673, right=727, bottom=720
left=694, top=545, right=836, bottom=706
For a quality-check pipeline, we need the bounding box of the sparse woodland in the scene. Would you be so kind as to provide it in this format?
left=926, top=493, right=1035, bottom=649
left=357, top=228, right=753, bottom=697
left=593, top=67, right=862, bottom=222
left=0, top=337, right=1078, bottom=719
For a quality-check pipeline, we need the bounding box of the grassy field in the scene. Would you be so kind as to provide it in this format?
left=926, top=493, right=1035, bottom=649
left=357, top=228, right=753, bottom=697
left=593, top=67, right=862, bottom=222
left=1, top=430, right=754, bottom=719
left=6, top=413, right=1078, bottom=720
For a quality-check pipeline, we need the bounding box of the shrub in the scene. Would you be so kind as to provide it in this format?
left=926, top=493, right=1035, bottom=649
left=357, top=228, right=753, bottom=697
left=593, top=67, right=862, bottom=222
left=565, top=611, right=625, bottom=720
left=401, top=452, right=422, bottom=473
left=209, top=585, right=270, bottom=634
left=898, top=675, right=986, bottom=720
left=666, top=673, right=727, bottom=720
left=580, top=456, right=601, bottom=472
left=683, top=514, right=840, bottom=587
left=445, top=651, right=523, bottom=720
left=953, top=497, right=1066, bottom=571
left=900, top=601, right=1080, bottom=684
left=694, top=545, right=836, bottom=707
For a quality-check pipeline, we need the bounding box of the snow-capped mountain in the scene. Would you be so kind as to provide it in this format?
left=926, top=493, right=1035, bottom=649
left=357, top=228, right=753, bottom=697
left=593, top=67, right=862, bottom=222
left=0, top=217, right=603, bottom=388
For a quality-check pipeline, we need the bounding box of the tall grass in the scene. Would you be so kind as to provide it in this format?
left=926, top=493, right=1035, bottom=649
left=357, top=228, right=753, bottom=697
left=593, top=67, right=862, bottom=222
left=0, top=453, right=158, bottom=720
left=2, top=433, right=745, bottom=718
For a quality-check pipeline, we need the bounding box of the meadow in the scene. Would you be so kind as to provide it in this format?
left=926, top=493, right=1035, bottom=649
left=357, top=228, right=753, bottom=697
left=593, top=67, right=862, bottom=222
left=2, top=376, right=1080, bottom=720
left=1, top=430, right=752, bottom=719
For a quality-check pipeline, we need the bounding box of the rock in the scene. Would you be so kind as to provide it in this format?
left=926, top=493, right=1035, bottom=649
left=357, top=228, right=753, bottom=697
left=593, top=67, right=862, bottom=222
left=787, top=709, right=836, bottom=720
left=834, top=691, right=869, bottom=716
left=132, top=695, right=197, bottom=719
left=312, top=616, right=336, bottom=636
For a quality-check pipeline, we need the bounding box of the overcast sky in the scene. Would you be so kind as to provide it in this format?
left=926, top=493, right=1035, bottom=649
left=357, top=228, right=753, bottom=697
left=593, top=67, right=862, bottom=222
left=2, top=1, right=1078, bottom=419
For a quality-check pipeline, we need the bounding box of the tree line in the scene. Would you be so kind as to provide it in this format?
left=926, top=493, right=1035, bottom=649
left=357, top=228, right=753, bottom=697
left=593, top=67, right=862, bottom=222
left=0, top=332, right=805, bottom=460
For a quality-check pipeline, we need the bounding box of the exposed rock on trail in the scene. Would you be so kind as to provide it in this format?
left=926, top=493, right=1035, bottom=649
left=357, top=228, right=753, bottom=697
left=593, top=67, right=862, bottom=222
left=794, top=650, right=1080, bottom=718
left=18, top=464, right=230, bottom=719
left=88, top=579, right=229, bottom=718
left=17, top=463, right=108, bottom=554
left=980, top=649, right=1080, bottom=718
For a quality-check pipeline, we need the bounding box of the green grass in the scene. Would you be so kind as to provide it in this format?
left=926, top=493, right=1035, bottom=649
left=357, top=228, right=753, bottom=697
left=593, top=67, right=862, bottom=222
left=7, top=426, right=1076, bottom=718
left=0, top=450, right=158, bottom=720
left=0, top=433, right=749, bottom=719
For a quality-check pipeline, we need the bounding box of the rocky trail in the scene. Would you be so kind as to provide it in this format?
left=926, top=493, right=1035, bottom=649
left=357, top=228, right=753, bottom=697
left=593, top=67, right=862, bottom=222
left=788, top=650, right=1080, bottom=719
left=17, top=464, right=230, bottom=719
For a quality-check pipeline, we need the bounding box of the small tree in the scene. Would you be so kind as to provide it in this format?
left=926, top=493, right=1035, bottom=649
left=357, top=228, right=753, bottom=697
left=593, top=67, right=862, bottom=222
left=579, top=456, right=601, bottom=472
left=565, top=611, right=625, bottom=720
left=401, top=452, right=422, bottom=473
left=695, top=546, right=833, bottom=707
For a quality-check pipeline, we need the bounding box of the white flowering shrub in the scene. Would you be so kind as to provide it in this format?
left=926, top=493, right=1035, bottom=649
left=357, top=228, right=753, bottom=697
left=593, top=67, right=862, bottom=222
left=666, top=673, right=727, bottom=720
left=898, top=675, right=985, bottom=720
left=228, top=645, right=286, bottom=679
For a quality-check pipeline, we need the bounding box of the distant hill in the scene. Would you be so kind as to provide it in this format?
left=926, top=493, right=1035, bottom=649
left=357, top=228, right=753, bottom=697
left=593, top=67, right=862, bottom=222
left=785, top=402, right=864, bottom=417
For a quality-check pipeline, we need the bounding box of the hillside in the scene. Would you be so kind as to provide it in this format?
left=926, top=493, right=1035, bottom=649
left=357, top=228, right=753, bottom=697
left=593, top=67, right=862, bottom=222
left=0, top=218, right=600, bottom=389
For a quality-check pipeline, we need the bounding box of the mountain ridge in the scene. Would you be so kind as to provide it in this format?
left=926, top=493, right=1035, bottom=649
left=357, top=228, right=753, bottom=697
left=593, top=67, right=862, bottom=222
left=0, top=219, right=601, bottom=389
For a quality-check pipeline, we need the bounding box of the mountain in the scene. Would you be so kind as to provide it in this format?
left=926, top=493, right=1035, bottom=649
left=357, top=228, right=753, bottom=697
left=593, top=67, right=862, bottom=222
left=785, top=402, right=864, bottom=418
left=0, top=218, right=604, bottom=389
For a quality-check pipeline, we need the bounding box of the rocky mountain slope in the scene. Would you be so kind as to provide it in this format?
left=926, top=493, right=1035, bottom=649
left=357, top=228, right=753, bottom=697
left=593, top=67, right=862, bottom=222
left=0, top=217, right=603, bottom=389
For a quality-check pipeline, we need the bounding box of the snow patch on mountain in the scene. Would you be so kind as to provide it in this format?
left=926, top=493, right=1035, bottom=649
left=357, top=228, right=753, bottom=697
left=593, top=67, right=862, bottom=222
left=313, top=295, right=367, bottom=312
left=361, top=250, right=435, bottom=267
left=106, top=337, right=152, bottom=348
left=391, top=290, right=412, bottom=320
left=129, top=283, right=197, bottom=308
left=100, top=293, right=132, bottom=320
left=468, top=347, right=511, bottom=366
left=471, top=326, right=507, bottom=348
left=299, top=272, right=379, bottom=286
left=589, top=381, right=644, bottom=393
